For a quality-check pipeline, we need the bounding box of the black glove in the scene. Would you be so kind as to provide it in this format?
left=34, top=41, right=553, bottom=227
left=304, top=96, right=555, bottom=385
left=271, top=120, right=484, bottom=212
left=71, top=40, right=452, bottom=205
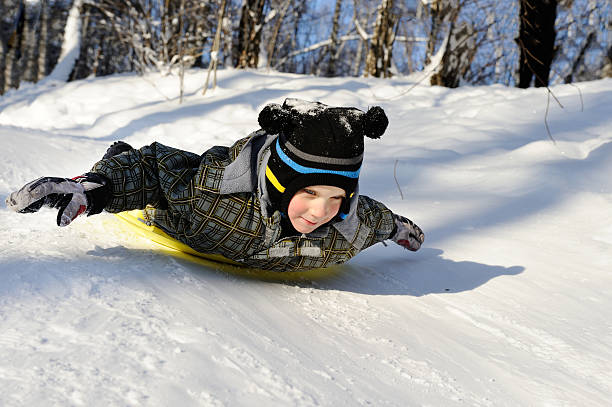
left=390, top=214, right=425, bottom=251
left=6, top=173, right=111, bottom=227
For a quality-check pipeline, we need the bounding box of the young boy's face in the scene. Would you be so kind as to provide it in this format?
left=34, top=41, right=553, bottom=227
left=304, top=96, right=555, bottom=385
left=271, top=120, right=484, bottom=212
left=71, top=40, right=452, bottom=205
left=287, top=185, right=346, bottom=234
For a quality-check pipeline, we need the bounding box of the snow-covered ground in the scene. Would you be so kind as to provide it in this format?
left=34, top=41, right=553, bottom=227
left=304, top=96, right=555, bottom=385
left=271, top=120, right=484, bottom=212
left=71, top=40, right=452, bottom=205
left=0, top=70, right=611, bottom=406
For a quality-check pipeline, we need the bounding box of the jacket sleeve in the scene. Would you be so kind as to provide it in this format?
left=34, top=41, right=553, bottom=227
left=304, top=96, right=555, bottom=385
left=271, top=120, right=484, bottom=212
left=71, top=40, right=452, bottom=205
left=90, top=142, right=201, bottom=213
left=356, top=194, right=397, bottom=248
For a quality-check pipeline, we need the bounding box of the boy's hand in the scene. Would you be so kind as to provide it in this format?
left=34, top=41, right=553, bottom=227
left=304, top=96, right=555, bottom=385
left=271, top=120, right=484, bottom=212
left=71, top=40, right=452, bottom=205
left=6, top=173, right=110, bottom=227
left=391, top=214, right=424, bottom=251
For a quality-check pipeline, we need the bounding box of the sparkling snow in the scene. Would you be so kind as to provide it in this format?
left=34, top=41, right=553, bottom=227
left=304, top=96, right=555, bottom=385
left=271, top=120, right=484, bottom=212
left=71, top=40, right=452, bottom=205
left=0, top=69, right=611, bottom=406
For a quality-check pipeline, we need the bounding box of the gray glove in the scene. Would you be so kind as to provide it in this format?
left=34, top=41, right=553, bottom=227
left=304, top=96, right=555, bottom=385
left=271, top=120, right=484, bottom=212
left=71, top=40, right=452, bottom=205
left=6, top=173, right=110, bottom=227
left=390, top=214, right=424, bottom=251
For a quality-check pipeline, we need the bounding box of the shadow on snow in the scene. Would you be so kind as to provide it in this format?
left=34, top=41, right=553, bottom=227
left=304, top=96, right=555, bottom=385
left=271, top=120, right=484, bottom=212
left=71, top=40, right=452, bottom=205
left=0, top=245, right=523, bottom=299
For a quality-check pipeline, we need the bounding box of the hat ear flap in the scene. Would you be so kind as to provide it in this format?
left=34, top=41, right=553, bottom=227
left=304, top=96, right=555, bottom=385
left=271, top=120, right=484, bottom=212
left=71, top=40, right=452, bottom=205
left=258, top=104, right=293, bottom=135
left=363, top=106, right=388, bottom=139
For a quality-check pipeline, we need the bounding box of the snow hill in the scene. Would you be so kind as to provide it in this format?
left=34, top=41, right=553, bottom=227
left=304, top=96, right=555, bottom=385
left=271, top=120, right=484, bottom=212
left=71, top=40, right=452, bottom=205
left=0, top=70, right=611, bottom=406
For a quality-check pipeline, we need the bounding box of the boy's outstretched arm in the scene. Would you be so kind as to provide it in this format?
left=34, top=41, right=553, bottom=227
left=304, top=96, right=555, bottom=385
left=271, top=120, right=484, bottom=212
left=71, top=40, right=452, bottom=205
left=89, top=142, right=177, bottom=213
left=357, top=195, right=424, bottom=252
left=6, top=142, right=199, bottom=226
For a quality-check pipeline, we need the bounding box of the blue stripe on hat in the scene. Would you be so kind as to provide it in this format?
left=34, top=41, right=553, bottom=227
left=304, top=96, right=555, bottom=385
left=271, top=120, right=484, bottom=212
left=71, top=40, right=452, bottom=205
left=275, top=140, right=360, bottom=178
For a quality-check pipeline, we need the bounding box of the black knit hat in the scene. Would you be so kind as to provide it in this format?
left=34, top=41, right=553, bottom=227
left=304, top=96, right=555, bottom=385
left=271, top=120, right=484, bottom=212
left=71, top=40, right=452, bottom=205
left=259, top=98, right=388, bottom=218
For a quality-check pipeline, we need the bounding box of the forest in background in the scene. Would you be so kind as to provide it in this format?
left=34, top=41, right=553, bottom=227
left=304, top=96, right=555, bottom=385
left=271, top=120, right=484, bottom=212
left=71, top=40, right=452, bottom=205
left=0, top=0, right=610, bottom=95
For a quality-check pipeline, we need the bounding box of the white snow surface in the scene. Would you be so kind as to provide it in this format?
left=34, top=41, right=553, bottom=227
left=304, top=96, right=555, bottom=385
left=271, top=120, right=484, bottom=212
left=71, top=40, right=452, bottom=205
left=0, top=70, right=611, bottom=406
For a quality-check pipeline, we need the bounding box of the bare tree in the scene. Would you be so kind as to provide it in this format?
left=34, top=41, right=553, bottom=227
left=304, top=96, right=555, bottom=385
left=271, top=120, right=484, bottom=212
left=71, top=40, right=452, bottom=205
left=431, top=21, right=477, bottom=87
left=78, top=0, right=214, bottom=76
left=203, top=0, right=228, bottom=95
left=37, top=0, right=50, bottom=81
left=1, top=0, right=609, bottom=92
left=22, top=1, right=43, bottom=84
left=603, top=42, right=612, bottom=78
left=265, top=1, right=309, bottom=73
left=326, top=0, right=344, bottom=76
left=266, top=0, right=292, bottom=69
left=234, top=0, right=267, bottom=68
left=48, top=0, right=84, bottom=82
left=552, top=0, right=611, bottom=83
left=365, top=0, right=398, bottom=77
left=396, top=11, right=416, bottom=74
left=427, top=0, right=460, bottom=86
left=425, top=1, right=480, bottom=88
left=517, top=0, right=558, bottom=88
left=3, top=1, right=26, bottom=93
left=564, top=31, right=595, bottom=83
left=425, top=0, right=447, bottom=65
left=352, top=0, right=372, bottom=76
left=178, top=0, right=186, bottom=102
left=0, top=1, right=9, bottom=93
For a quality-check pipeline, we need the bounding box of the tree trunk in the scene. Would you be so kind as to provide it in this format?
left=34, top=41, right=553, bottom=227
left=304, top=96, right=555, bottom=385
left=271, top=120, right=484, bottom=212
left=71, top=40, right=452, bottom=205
left=0, top=1, right=7, bottom=94
left=401, top=20, right=415, bottom=74
left=0, top=39, right=5, bottom=94
left=351, top=0, right=368, bottom=77
left=430, top=21, right=476, bottom=88
left=425, top=1, right=460, bottom=66
left=70, top=3, right=92, bottom=81
left=203, top=0, right=228, bottom=95
left=5, top=1, right=26, bottom=92
left=23, top=1, right=42, bottom=83
left=178, top=0, right=186, bottom=103
left=563, top=31, right=595, bottom=83
left=234, top=0, right=267, bottom=69
left=47, top=0, right=83, bottom=82
left=365, top=0, right=397, bottom=78
left=603, top=44, right=612, bottom=78
left=266, top=0, right=291, bottom=69
left=326, top=0, right=343, bottom=76
left=517, top=0, right=558, bottom=88
left=425, top=2, right=441, bottom=66
left=161, top=0, right=171, bottom=65
left=37, top=0, right=49, bottom=81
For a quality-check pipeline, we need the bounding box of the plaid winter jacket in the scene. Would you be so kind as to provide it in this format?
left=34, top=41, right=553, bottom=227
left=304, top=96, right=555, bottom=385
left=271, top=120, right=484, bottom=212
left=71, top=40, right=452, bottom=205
left=91, top=130, right=396, bottom=272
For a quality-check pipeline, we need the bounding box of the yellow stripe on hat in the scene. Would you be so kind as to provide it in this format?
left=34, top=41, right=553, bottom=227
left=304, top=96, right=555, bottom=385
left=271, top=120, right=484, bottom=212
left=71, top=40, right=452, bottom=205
left=266, top=165, right=285, bottom=193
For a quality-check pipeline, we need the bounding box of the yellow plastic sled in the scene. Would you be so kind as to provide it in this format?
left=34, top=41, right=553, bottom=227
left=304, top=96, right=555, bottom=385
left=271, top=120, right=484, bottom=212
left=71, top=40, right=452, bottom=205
left=113, top=210, right=339, bottom=281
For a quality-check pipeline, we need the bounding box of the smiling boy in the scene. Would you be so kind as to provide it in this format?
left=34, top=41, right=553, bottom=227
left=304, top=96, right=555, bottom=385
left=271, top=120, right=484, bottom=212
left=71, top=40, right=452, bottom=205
left=287, top=186, right=346, bottom=234
left=6, top=99, right=424, bottom=272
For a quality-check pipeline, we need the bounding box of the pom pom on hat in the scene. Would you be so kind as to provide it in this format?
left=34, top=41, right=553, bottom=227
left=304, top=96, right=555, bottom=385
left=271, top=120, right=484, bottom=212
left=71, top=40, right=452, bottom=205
left=258, top=100, right=389, bottom=140
left=363, top=106, right=388, bottom=139
left=258, top=103, right=293, bottom=135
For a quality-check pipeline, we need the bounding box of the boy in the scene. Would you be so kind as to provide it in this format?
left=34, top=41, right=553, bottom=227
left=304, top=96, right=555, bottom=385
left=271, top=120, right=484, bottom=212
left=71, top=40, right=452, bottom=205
left=6, top=99, right=424, bottom=272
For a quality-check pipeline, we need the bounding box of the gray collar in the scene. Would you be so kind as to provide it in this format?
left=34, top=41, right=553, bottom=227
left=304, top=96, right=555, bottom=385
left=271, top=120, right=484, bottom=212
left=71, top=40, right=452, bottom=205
left=219, top=130, right=370, bottom=249
left=219, top=130, right=274, bottom=196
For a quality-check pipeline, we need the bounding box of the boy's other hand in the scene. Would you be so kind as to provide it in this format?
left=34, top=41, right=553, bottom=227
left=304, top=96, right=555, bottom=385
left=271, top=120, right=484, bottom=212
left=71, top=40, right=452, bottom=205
left=6, top=173, right=109, bottom=227
left=391, top=214, right=424, bottom=251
